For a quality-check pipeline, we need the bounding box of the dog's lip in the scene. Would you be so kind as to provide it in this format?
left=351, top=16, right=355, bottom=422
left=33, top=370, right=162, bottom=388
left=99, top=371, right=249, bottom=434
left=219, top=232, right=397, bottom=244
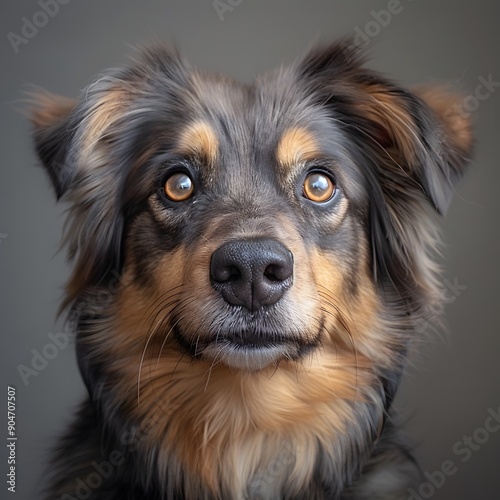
left=174, top=326, right=309, bottom=352
left=216, top=332, right=291, bottom=348
left=174, top=325, right=320, bottom=370
left=201, top=341, right=297, bottom=370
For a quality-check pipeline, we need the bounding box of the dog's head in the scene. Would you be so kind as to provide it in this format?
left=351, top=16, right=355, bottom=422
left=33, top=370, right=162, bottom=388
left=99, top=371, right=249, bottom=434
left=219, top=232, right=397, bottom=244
left=31, top=41, right=471, bottom=495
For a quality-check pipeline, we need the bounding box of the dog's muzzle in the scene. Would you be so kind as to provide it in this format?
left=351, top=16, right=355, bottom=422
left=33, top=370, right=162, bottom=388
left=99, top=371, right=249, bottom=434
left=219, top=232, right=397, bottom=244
left=183, top=237, right=306, bottom=370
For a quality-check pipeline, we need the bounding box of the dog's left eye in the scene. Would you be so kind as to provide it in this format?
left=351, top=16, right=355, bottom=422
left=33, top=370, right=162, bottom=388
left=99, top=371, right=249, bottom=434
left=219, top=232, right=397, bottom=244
left=303, top=171, right=336, bottom=203
left=163, top=172, right=194, bottom=202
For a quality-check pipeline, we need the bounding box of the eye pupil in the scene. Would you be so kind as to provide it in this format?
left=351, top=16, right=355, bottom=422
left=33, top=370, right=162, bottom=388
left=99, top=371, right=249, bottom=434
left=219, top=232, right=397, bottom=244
left=303, top=172, right=335, bottom=203
left=164, top=173, right=194, bottom=201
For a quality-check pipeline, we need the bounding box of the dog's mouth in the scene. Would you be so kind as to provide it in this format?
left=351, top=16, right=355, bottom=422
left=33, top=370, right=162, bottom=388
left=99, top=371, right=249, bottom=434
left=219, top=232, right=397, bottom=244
left=174, top=325, right=321, bottom=371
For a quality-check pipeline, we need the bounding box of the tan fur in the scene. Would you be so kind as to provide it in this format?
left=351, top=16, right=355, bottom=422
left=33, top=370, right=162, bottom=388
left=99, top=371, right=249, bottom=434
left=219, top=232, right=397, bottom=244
left=177, top=121, right=219, bottom=164
left=276, top=127, right=320, bottom=169
left=355, top=84, right=418, bottom=164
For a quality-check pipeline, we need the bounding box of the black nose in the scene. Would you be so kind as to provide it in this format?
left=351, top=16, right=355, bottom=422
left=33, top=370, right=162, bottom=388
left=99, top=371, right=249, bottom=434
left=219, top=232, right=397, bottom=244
left=210, top=238, right=293, bottom=311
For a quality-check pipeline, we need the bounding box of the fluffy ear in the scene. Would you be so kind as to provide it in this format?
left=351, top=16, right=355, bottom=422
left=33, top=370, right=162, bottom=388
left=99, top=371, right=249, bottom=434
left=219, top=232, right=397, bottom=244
left=297, top=41, right=473, bottom=310
left=29, top=46, right=190, bottom=310
left=30, top=91, right=77, bottom=198
left=348, top=82, right=473, bottom=216
left=29, top=87, right=126, bottom=309
left=413, top=85, right=473, bottom=214
left=297, top=41, right=473, bottom=216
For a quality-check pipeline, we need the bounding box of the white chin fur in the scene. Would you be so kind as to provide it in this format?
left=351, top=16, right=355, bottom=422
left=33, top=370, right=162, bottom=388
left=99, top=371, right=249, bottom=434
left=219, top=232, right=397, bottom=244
left=202, top=342, right=299, bottom=371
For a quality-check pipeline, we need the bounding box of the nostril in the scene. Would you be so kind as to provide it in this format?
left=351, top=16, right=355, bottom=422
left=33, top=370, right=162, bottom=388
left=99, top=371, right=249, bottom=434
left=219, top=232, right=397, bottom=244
left=210, top=252, right=243, bottom=283
left=264, top=265, right=277, bottom=282
left=227, top=265, right=241, bottom=282
left=263, top=252, right=293, bottom=283
left=264, top=265, right=282, bottom=282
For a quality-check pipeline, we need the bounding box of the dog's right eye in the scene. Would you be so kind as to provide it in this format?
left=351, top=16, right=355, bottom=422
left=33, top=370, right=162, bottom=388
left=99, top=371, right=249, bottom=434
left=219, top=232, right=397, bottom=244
left=163, top=172, right=194, bottom=202
left=302, top=171, right=336, bottom=203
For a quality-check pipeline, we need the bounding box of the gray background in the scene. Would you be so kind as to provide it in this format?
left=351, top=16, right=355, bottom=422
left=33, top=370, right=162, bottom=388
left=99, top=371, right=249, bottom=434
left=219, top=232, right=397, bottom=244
left=1, top=1, right=499, bottom=498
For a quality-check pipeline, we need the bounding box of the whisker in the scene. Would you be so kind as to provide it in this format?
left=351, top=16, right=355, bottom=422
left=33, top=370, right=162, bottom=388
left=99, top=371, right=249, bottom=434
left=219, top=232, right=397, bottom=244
left=138, top=288, right=184, bottom=332
left=154, top=315, right=184, bottom=370
left=317, top=286, right=361, bottom=400
left=145, top=296, right=199, bottom=398
left=138, top=292, right=196, bottom=406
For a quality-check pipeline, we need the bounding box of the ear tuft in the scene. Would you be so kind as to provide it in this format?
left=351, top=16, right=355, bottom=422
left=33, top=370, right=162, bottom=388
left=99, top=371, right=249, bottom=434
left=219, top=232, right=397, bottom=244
left=415, top=85, right=473, bottom=157
left=29, top=90, right=75, bottom=130
left=298, top=39, right=365, bottom=80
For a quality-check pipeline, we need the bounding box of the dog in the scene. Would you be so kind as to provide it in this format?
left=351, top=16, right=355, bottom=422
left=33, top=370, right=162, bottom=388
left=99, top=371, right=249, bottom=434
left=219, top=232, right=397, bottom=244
left=31, top=40, right=472, bottom=499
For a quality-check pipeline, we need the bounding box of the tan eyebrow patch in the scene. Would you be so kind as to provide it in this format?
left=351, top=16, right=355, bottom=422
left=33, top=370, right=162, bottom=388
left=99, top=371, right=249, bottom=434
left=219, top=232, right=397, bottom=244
left=177, top=121, right=219, bottom=164
left=276, top=127, right=320, bottom=167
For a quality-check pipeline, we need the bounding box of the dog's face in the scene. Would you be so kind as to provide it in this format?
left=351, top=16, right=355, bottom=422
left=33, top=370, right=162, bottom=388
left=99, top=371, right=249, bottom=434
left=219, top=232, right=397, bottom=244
left=32, top=42, right=472, bottom=497
left=119, top=71, right=379, bottom=374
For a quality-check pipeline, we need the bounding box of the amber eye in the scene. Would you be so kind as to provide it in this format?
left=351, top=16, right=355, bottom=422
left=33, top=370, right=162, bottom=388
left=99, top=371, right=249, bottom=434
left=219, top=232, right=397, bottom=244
left=163, top=172, right=194, bottom=202
left=303, top=171, right=336, bottom=203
